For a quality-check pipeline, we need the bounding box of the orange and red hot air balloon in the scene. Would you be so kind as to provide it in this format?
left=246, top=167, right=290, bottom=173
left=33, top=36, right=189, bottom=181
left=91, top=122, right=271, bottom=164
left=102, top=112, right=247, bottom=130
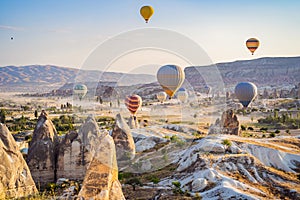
left=125, top=94, right=142, bottom=118
left=246, top=38, right=260, bottom=55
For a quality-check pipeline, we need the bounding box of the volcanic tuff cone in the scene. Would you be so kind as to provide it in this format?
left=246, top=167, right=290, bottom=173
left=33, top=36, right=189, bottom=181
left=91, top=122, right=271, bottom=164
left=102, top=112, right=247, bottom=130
left=0, top=123, right=38, bottom=199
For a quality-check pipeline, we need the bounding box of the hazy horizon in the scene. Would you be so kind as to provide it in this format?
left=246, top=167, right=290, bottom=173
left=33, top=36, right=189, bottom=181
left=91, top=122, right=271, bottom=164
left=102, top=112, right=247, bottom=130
left=1, top=55, right=300, bottom=76
left=1, top=1, right=300, bottom=74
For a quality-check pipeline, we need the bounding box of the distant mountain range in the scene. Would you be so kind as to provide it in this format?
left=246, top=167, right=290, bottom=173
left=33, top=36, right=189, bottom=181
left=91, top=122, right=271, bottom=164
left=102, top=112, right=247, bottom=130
left=185, top=56, right=300, bottom=89
left=1, top=56, right=300, bottom=92
left=0, top=65, right=156, bottom=92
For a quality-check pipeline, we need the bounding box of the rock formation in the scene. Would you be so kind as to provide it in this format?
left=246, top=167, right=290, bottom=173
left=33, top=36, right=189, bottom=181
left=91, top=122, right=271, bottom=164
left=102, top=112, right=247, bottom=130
left=158, top=134, right=300, bottom=200
left=57, top=115, right=104, bottom=180
left=78, top=131, right=125, bottom=200
left=208, top=109, right=241, bottom=136
left=27, top=110, right=59, bottom=186
left=27, top=112, right=126, bottom=199
left=0, top=123, right=38, bottom=199
left=128, top=115, right=139, bottom=129
left=55, top=115, right=125, bottom=199
left=111, top=114, right=135, bottom=161
left=192, top=178, right=208, bottom=192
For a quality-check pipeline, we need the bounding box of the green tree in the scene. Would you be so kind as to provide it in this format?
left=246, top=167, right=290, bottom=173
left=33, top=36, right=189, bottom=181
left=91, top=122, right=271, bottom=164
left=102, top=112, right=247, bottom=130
left=125, top=177, right=142, bottom=191
left=23, top=105, right=30, bottom=111
left=274, top=110, right=278, bottom=119
left=172, top=181, right=183, bottom=195
left=150, top=176, right=160, bottom=184
left=66, top=102, right=72, bottom=109
left=222, top=139, right=232, bottom=147
left=269, top=132, right=276, bottom=138
left=34, top=110, right=38, bottom=119
left=241, top=125, right=246, bottom=131
left=117, top=98, right=120, bottom=107
left=0, top=109, right=6, bottom=123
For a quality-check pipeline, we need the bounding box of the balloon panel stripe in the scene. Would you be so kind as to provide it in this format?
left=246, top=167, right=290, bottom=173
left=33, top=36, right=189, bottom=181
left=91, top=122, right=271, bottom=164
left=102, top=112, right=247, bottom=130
left=246, top=39, right=259, bottom=42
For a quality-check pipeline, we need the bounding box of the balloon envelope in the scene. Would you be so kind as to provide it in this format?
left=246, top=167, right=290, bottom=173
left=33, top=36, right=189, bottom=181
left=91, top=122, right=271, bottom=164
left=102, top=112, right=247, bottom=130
left=73, top=84, right=87, bottom=99
left=156, top=91, right=167, bottom=103
left=157, top=65, right=185, bottom=98
left=125, top=95, right=142, bottom=115
left=204, top=85, right=211, bottom=95
left=140, top=5, right=154, bottom=23
left=177, top=90, right=188, bottom=103
left=178, top=88, right=186, bottom=92
left=246, top=38, right=259, bottom=55
left=235, top=82, right=257, bottom=108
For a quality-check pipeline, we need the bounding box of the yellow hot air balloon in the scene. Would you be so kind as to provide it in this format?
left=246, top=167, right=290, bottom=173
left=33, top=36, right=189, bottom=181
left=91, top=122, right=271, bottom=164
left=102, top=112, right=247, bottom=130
left=157, top=65, right=185, bottom=98
left=246, top=38, right=259, bottom=55
left=140, top=5, right=154, bottom=23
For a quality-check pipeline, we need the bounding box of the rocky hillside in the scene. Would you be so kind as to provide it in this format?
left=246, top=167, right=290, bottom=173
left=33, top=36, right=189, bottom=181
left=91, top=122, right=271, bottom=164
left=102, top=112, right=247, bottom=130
left=119, top=125, right=300, bottom=200
left=0, top=65, right=156, bottom=92
left=185, top=56, right=300, bottom=89
left=1, top=56, right=300, bottom=93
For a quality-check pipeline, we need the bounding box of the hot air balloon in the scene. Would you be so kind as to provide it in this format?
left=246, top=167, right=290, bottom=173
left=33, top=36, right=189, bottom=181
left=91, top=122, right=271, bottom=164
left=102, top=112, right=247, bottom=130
left=234, top=82, right=257, bottom=108
left=246, top=38, right=259, bottom=55
left=125, top=94, right=142, bottom=116
left=204, top=85, right=211, bottom=95
left=157, top=65, right=185, bottom=98
left=156, top=91, right=167, bottom=103
left=177, top=88, right=188, bottom=103
left=140, top=5, right=154, bottom=23
left=73, top=84, right=88, bottom=100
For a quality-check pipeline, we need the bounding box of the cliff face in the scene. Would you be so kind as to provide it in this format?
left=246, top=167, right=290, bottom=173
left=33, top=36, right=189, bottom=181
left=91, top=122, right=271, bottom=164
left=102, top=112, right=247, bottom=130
left=0, top=123, right=38, bottom=199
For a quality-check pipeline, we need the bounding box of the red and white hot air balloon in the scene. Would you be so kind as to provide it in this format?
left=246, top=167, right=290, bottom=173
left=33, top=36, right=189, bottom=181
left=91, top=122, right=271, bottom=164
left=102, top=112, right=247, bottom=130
left=125, top=94, right=142, bottom=116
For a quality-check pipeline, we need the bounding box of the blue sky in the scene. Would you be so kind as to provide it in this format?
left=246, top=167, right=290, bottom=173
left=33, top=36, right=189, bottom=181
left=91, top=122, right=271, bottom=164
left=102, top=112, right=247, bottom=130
left=1, top=0, right=300, bottom=73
